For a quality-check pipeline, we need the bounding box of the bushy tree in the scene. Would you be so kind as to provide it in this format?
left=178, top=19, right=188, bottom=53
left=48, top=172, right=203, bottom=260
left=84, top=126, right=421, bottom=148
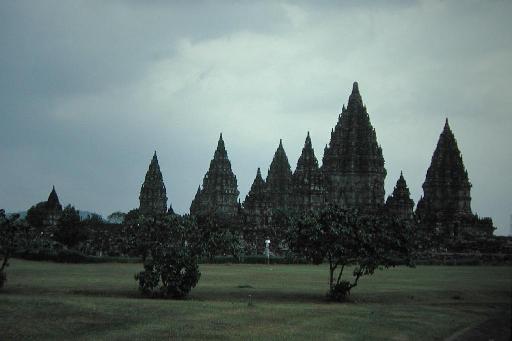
left=195, top=212, right=244, bottom=261
left=107, top=211, right=126, bottom=224
left=288, top=206, right=415, bottom=301
left=26, top=202, right=48, bottom=229
left=1, top=210, right=20, bottom=289
left=53, top=205, right=87, bottom=249
left=124, top=209, right=154, bottom=261
left=130, top=214, right=203, bottom=298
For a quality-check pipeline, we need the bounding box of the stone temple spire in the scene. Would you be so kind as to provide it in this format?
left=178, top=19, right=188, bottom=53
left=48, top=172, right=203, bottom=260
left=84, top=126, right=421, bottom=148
left=266, top=139, right=292, bottom=210
left=45, top=185, right=63, bottom=225
left=244, top=168, right=266, bottom=207
left=292, top=132, right=325, bottom=212
left=243, top=167, right=269, bottom=226
left=47, top=185, right=62, bottom=211
left=386, top=171, right=414, bottom=220
left=322, top=82, right=386, bottom=209
left=190, top=134, right=239, bottom=216
left=416, top=119, right=495, bottom=239
left=139, top=151, right=168, bottom=215
left=416, top=119, right=472, bottom=218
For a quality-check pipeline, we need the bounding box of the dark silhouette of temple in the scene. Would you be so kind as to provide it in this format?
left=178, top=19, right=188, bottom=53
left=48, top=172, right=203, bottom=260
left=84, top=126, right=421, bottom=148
left=138, top=82, right=494, bottom=242
left=292, top=132, right=325, bottom=212
left=416, top=119, right=494, bottom=238
left=322, top=82, right=386, bottom=209
left=139, top=152, right=168, bottom=215
left=386, top=172, right=414, bottom=221
left=45, top=186, right=63, bottom=225
left=190, top=134, right=240, bottom=217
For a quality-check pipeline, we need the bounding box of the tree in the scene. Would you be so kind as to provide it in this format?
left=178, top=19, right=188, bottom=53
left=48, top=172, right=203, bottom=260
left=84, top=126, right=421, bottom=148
left=124, top=210, right=155, bottom=261
left=26, top=202, right=49, bottom=229
left=288, top=206, right=415, bottom=301
left=132, top=214, right=203, bottom=298
left=195, top=212, right=244, bottom=261
left=53, top=205, right=86, bottom=249
left=1, top=210, right=20, bottom=289
left=107, top=211, right=126, bottom=224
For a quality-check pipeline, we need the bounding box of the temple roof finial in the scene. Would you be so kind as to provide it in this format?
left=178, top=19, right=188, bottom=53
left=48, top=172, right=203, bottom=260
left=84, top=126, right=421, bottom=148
left=352, top=81, right=359, bottom=94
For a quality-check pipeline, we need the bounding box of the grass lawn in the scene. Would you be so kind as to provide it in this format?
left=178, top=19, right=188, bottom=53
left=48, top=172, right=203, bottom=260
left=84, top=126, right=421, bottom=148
left=0, top=260, right=510, bottom=340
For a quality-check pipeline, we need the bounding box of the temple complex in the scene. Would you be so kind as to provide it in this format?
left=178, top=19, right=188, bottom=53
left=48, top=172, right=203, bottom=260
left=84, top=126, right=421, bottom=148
left=322, top=82, right=386, bottom=210
left=190, top=134, right=240, bottom=217
left=139, top=152, right=168, bottom=215
left=291, top=132, right=325, bottom=212
left=177, top=82, right=494, bottom=244
left=385, top=172, right=414, bottom=221
left=416, top=119, right=493, bottom=238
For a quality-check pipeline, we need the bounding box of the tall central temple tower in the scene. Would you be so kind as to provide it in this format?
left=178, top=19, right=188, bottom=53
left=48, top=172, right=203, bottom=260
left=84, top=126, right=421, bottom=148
left=190, top=134, right=240, bottom=217
left=322, top=82, right=386, bottom=210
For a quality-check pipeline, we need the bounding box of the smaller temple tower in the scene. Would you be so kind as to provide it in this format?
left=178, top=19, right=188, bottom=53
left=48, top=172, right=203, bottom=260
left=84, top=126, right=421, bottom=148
left=45, top=186, right=63, bottom=225
left=243, top=168, right=269, bottom=226
left=139, top=151, right=168, bottom=215
left=292, top=132, right=325, bottom=213
left=416, top=119, right=471, bottom=218
left=416, top=119, right=493, bottom=238
left=190, top=134, right=240, bottom=217
left=385, top=172, right=414, bottom=221
left=265, top=139, right=293, bottom=212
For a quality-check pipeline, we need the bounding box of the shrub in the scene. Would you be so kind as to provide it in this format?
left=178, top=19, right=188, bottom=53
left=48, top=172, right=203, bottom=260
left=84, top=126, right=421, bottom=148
left=135, top=252, right=201, bottom=299
left=327, top=280, right=352, bottom=302
left=128, top=214, right=204, bottom=299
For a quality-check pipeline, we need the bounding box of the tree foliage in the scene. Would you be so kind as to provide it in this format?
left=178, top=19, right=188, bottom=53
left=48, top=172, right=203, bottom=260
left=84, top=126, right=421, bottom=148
left=53, top=205, right=87, bottom=249
left=128, top=214, right=203, bottom=298
left=26, top=202, right=49, bottom=229
left=1, top=209, right=20, bottom=289
left=195, top=213, right=244, bottom=261
left=288, top=206, right=415, bottom=301
left=107, top=211, right=126, bottom=224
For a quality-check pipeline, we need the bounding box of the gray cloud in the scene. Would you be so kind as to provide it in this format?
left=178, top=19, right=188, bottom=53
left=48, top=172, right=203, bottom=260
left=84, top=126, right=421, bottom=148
left=0, top=0, right=510, bottom=235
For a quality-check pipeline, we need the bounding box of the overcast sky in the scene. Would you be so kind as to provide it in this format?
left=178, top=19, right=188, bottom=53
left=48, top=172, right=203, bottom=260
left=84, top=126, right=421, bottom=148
left=1, top=0, right=510, bottom=235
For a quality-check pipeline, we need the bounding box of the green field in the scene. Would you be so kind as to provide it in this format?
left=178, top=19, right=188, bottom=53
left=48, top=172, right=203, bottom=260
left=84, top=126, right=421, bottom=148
left=0, top=260, right=510, bottom=340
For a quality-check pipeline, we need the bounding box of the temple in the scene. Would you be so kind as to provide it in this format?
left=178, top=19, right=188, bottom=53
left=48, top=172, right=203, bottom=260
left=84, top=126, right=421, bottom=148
left=385, top=172, right=414, bottom=221
left=180, top=83, right=494, bottom=245
left=243, top=168, right=269, bottom=226
left=291, top=132, right=325, bottom=212
left=190, top=134, right=240, bottom=217
left=322, top=82, right=386, bottom=210
left=265, top=140, right=293, bottom=212
left=45, top=186, right=63, bottom=225
left=416, top=119, right=493, bottom=238
left=139, top=152, right=168, bottom=215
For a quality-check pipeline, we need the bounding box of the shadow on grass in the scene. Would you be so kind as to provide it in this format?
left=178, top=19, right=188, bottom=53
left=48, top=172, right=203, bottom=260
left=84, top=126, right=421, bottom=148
left=4, top=283, right=510, bottom=310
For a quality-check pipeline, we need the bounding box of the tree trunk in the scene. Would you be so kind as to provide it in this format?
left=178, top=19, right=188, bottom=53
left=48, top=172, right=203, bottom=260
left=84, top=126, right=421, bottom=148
left=0, top=253, right=9, bottom=272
